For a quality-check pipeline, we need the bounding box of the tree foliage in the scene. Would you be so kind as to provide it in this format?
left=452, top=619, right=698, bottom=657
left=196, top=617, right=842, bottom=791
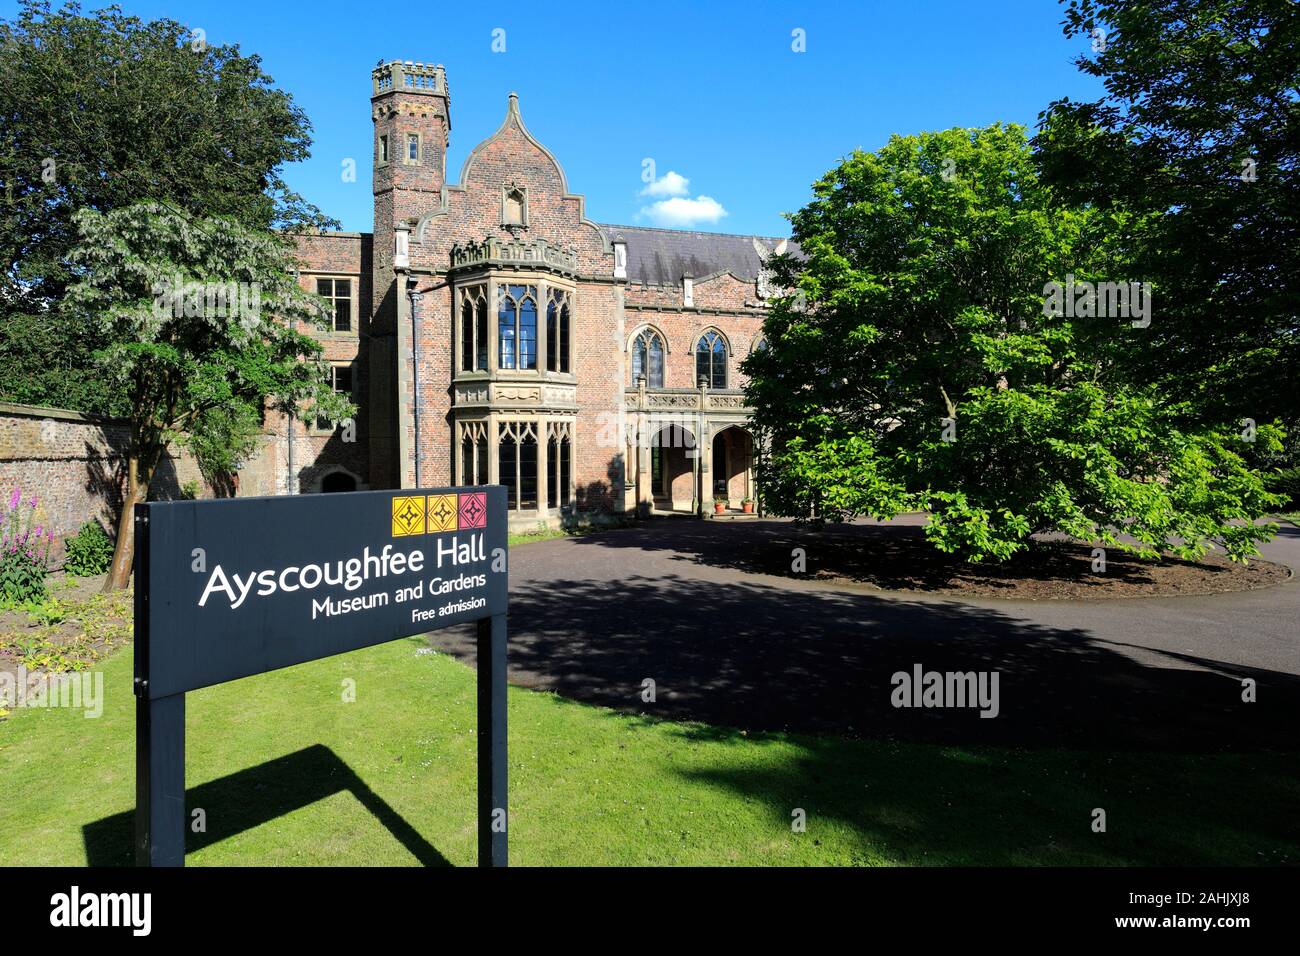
left=748, top=125, right=1282, bottom=562
left=1035, top=0, right=1299, bottom=432
left=0, top=0, right=334, bottom=414
left=67, top=202, right=354, bottom=588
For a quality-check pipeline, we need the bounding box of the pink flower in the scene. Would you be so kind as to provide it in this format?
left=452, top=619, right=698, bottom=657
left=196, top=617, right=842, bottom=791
left=7, top=488, right=18, bottom=511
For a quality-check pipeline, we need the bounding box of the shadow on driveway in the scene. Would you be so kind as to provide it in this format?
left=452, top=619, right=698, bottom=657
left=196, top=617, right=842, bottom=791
left=425, top=520, right=1300, bottom=863
left=432, top=551, right=1300, bottom=754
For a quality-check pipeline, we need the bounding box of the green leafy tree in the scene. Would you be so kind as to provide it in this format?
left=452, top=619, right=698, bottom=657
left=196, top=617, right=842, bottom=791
left=0, top=0, right=334, bottom=414
left=67, top=202, right=354, bottom=590
left=184, top=401, right=265, bottom=496
left=1035, top=0, right=1299, bottom=433
left=748, top=125, right=1282, bottom=563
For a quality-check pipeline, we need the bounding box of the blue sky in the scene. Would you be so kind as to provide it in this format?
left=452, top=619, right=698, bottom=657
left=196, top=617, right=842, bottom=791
left=3, top=0, right=1105, bottom=236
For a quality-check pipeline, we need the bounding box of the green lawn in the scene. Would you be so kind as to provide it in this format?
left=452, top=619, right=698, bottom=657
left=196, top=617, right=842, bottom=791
left=506, top=528, right=571, bottom=548
left=2, top=637, right=1296, bottom=866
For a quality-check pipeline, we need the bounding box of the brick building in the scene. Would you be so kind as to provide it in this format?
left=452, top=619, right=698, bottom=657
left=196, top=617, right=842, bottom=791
left=268, top=60, right=792, bottom=530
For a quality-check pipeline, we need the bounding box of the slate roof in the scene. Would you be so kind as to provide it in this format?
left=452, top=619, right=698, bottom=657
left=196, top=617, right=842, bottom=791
left=599, top=224, right=797, bottom=287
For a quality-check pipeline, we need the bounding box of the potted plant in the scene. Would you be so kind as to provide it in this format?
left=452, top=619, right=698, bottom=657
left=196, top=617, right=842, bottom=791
left=741, top=498, right=754, bottom=514
left=713, top=497, right=727, bottom=514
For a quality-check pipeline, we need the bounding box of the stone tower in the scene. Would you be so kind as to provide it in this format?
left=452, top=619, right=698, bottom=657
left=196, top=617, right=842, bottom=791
left=368, top=60, right=451, bottom=487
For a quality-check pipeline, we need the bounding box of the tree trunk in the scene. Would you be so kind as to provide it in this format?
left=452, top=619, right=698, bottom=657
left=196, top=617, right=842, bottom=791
left=103, top=448, right=151, bottom=591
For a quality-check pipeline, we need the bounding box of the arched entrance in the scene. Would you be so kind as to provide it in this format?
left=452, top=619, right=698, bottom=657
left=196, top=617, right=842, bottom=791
left=708, top=425, right=755, bottom=512
left=320, top=470, right=358, bottom=493
left=644, top=423, right=697, bottom=513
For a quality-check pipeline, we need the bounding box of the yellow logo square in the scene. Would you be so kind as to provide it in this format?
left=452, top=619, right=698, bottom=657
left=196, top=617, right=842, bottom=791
left=425, top=494, right=458, bottom=533
left=391, top=496, right=426, bottom=536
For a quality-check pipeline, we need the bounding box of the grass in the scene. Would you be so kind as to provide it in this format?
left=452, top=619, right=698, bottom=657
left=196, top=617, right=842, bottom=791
left=506, top=515, right=642, bottom=548
left=2, top=636, right=1297, bottom=866
left=506, top=528, right=571, bottom=547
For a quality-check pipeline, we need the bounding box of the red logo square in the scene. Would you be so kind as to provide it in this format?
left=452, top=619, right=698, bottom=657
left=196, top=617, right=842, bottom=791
left=458, top=492, right=487, bottom=529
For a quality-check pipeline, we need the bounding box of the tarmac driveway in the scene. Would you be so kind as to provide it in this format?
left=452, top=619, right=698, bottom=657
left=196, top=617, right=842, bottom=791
left=430, top=517, right=1300, bottom=753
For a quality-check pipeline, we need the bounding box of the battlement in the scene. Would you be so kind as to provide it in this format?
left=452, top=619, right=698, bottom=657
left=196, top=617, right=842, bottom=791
left=371, top=60, right=448, bottom=98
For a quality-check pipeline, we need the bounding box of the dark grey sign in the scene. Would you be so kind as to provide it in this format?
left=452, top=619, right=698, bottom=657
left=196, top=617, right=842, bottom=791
left=133, top=487, right=509, bottom=867
left=136, top=488, right=507, bottom=698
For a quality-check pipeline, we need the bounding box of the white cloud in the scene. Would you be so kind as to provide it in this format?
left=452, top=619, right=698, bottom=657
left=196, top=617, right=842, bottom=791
left=639, top=195, right=728, bottom=228
left=639, top=170, right=690, bottom=198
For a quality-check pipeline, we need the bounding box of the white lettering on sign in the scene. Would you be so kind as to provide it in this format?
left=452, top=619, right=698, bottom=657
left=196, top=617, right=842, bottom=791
left=433, top=534, right=486, bottom=568
left=198, top=544, right=432, bottom=610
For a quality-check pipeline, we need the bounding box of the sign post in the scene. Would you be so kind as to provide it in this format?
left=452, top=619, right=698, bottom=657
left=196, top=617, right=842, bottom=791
left=133, top=487, right=509, bottom=867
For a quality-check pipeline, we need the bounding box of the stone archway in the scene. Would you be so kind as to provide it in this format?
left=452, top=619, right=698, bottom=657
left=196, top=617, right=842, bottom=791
left=707, top=424, right=755, bottom=511
left=646, top=423, right=697, bottom=514
left=311, top=466, right=363, bottom=494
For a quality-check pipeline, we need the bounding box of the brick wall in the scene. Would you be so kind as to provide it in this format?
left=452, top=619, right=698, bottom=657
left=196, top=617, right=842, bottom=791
left=275, top=231, right=373, bottom=494
left=0, top=402, right=210, bottom=552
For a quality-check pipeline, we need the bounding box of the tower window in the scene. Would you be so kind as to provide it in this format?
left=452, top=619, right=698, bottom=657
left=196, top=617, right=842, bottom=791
left=378, top=134, right=389, bottom=164
left=407, top=133, right=420, bottom=163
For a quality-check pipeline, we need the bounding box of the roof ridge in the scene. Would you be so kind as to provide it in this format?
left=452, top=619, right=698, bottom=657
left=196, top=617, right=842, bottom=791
left=600, top=222, right=792, bottom=242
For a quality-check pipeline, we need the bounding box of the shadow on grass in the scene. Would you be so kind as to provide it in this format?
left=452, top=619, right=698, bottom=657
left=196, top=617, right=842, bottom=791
left=82, top=744, right=450, bottom=867
left=658, top=721, right=1300, bottom=865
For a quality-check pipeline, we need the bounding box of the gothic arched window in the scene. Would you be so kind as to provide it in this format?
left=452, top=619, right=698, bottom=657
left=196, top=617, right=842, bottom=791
left=498, top=284, right=538, bottom=370
left=631, top=329, right=665, bottom=388
left=695, top=331, right=727, bottom=389
left=459, top=286, right=488, bottom=372
left=498, top=420, right=538, bottom=511
left=546, top=289, right=571, bottom=373
left=547, top=422, right=572, bottom=509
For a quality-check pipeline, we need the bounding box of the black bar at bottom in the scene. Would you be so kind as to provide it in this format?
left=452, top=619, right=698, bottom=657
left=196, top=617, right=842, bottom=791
left=476, top=613, right=508, bottom=867
left=136, top=692, right=186, bottom=867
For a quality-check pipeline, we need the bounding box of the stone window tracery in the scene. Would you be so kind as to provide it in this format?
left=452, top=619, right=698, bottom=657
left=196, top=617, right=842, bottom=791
left=547, top=421, right=572, bottom=509
left=631, top=329, right=665, bottom=388
left=696, top=330, right=727, bottom=389
left=458, top=420, right=489, bottom=486
left=546, top=288, right=571, bottom=374
left=498, top=284, right=538, bottom=371
left=498, top=420, right=539, bottom=511
left=458, top=285, right=489, bottom=372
